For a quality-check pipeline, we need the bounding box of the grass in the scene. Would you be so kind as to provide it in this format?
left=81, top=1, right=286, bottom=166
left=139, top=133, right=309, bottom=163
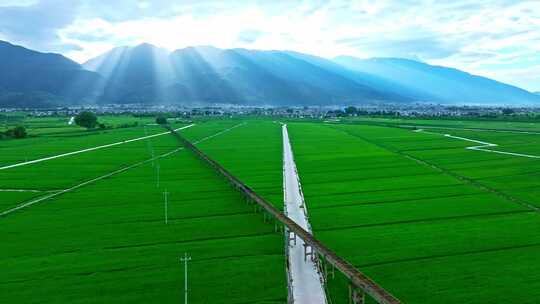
left=1, top=114, right=158, bottom=136
left=344, top=116, right=540, bottom=132
left=1, top=119, right=286, bottom=303
left=0, top=191, right=44, bottom=209
left=286, top=121, right=540, bottom=303
left=0, top=124, right=177, bottom=167
left=338, top=124, right=540, bottom=209
left=0, top=131, right=180, bottom=192
left=194, top=120, right=284, bottom=208
left=3, top=115, right=540, bottom=303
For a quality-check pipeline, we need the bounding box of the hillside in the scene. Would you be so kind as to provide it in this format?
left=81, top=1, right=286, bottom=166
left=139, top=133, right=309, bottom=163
left=0, top=40, right=104, bottom=107
left=83, top=44, right=397, bottom=105
left=1, top=40, right=539, bottom=107
left=334, top=56, right=540, bottom=105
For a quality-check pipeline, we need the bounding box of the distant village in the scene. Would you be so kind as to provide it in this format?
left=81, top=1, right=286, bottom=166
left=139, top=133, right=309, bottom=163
left=1, top=103, right=539, bottom=120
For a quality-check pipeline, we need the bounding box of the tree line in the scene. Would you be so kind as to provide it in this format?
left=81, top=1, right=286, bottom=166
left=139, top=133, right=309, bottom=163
left=0, top=126, right=27, bottom=139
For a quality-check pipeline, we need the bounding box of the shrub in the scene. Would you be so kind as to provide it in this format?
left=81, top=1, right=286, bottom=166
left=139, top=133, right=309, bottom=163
left=156, top=116, right=168, bottom=125
left=75, top=111, right=98, bottom=129
left=1, top=126, right=27, bottom=139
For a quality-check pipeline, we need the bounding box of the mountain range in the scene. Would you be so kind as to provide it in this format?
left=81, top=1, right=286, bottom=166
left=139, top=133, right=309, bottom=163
left=1, top=40, right=539, bottom=107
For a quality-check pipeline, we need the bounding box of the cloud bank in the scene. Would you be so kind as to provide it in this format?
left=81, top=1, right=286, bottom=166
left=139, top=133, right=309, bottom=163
left=0, top=0, right=539, bottom=91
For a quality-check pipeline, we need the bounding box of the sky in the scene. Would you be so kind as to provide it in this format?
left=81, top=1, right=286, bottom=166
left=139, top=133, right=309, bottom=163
left=0, top=0, right=539, bottom=91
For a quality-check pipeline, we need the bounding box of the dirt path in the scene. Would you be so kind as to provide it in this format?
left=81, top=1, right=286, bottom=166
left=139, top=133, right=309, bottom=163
left=0, top=124, right=195, bottom=171
left=443, top=133, right=540, bottom=159
left=0, top=123, right=244, bottom=217
left=282, top=124, right=327, bottom=304
left=0, top=189, right=56, bottom=193
left=415, top=129, right=540, bottom=159
left=401, top=125, right=540, bottom=135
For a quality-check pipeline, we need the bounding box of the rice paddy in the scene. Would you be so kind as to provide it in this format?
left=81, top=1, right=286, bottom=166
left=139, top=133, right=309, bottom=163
left=2, top=115, right=539, bottom=303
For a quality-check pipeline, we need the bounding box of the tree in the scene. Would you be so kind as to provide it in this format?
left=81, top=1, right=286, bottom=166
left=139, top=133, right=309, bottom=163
left=75, top=111, right=98, bottom=129
left=502, top=108, right=515, bottom=115
left=345, top=106, right=358, bottom=116
left=156, top=116, right=168, bottom=125
left=12, top=126, right=27, bottom=138
left=2, top=126, right=27, bottom=139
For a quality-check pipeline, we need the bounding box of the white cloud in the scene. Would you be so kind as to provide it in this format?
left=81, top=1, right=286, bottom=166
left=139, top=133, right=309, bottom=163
left=4, top=0, right=540, bottom=90
left=0, top=0, right=37, bottom=7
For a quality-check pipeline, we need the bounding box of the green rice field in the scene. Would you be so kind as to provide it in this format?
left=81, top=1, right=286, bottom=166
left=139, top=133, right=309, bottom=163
left=2, top=114, right=539, bottom=303
left=1, top=118, right=286, bottom=303
left=285, top=121, right=540, bottom=303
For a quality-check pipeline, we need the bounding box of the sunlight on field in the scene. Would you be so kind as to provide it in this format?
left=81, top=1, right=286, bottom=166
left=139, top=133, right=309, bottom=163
left=2, top=115, right=540, bottom=303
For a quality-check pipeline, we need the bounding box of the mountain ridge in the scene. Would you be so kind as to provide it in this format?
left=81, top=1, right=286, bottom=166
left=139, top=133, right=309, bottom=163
left=333, top=56, right=540, bottom=105
left=83, top=43, right=398, bottom=105
left=0, top=40, right=539, bottom=107
left=0, top=40, right=105, bottom=107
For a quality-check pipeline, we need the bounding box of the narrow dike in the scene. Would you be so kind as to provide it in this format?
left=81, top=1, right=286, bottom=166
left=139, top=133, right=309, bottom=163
left=282, top=124, right=327, bottom=304
left=170, top=124, right=400, bottom=304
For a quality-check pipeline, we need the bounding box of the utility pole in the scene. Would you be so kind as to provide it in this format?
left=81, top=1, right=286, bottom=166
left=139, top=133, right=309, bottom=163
left=180, top=253, right=192, bottom=304
left=156, top=162, right=160, bottom=188
left=163, top=189, right=169, bottom=224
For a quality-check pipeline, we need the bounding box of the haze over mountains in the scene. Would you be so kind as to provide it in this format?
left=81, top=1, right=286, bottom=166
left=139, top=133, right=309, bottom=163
left=83, top=43, right=394, bottom=105
left=1, top=40, right=539, bottom=107
left=334, top=56, right=540, bottom=105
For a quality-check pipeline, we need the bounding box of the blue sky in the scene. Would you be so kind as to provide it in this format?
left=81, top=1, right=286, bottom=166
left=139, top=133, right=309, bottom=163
left=0, top=0, right=539, bottom=91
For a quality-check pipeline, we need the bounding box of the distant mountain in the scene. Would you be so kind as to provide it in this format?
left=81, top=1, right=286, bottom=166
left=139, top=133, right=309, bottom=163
left=0, top=40, right=104, bottom=107
left=83, top=43, right=175, bottom=103
left=83, top=44, right=396, bottom=105
left=1, top=39, right=539, bottom=108
left=333, top=56, right=540, bottom=105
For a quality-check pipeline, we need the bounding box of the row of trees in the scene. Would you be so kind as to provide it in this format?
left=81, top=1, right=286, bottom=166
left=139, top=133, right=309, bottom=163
left=1, top=126, right=26, bottom=139
left=1, top=112, right=169, bottom=140
left=326, top=106, right=368, bottom=117
left=74, top=111, right=168, bottom=130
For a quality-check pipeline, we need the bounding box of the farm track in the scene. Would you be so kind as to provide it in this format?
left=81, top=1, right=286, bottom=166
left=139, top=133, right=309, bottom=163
left=282, top=124, right=327, bottom=304
left=298, top=162, right=426, bottom=175
left=332, top=126, right=540, bottom=213
left=110, top=210, right=255, bottom=225
left=0, top=189, right=58, bottom=193
left=0, top=124, right=195, bottom=171
left=444, top=133, right=540, bottom=158
left=0, top=123, right=245, bottom=217
left=103, top=231, right=278, bottom=251
left=0, top=147, right=184, bottom=217
left=302, top=182, right=464, bottom=199
left=5, top=232, right=281, bottom=262
left=310, top=192, right=498, bottom=210
left=315, top=209, right=532, bottom=232
left=304, top=183, right=467, bottom=200
left=398, top=124, right=540, bottom=135
left=473, top=170, right=540, bottom=182
left=302, top=171, right=440, bottom=185
left=416, top=129, right=540, bottom=159
left=2, top=252, right=284, bottom=283
left=357, top=242, right=540, bottom=269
